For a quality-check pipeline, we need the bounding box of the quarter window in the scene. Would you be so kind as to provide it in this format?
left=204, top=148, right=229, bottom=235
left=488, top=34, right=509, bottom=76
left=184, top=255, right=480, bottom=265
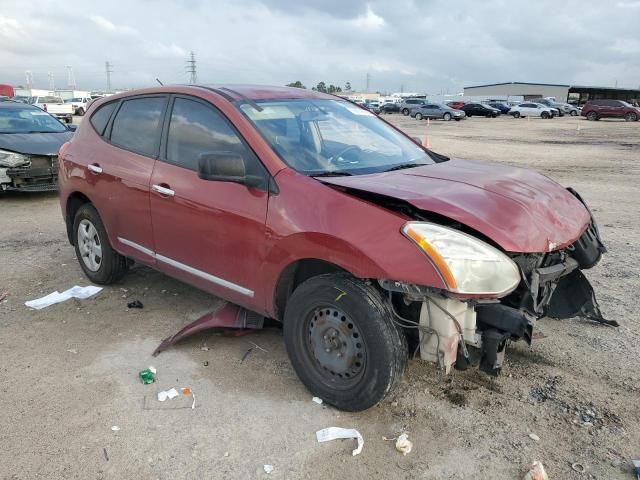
left=110, top=96, right=166, bottom=157
left=89, top=102, right=117, bottom=136
left=166, top=97, right=255, bottom=172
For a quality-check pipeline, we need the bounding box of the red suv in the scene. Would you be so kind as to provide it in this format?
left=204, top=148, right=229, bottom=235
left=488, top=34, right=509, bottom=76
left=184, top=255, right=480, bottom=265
left=581, top=99, right=640, bottom=121
left=58, top=85, right=611, bottom=411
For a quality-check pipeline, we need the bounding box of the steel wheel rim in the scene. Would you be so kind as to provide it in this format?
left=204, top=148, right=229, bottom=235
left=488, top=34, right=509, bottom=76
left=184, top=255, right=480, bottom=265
left=305, top=306, right=366, bottom=388
left=77, top=219, right=102, bottom=272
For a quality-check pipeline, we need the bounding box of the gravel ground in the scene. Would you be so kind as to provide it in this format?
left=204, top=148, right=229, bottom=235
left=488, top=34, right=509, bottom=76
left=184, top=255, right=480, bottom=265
left=1, top=114, right=638, bottom=479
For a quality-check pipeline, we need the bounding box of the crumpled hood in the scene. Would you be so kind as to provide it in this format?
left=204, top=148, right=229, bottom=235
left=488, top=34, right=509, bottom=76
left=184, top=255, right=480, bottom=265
left=320, top=159, right=591, bottom=253
left=0, top=132, right=72, bottom=156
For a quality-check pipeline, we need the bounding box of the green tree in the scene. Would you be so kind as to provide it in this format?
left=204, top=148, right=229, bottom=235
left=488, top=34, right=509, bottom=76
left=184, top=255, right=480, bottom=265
left=345, top=82, right=352, bottom=91
left=327, top=85, right=342, bottom=94
left=312, top=81, right=328, bottom=93
left=285, top=81, right=306, bottom=89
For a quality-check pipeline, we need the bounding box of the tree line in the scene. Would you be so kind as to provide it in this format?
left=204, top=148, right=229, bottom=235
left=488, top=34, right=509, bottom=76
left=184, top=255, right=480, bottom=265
left=286, top=81, right=352, bottom=93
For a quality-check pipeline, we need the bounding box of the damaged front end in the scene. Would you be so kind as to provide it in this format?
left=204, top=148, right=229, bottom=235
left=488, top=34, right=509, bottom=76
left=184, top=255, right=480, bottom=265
left=380, top=194, right=615, bottom=377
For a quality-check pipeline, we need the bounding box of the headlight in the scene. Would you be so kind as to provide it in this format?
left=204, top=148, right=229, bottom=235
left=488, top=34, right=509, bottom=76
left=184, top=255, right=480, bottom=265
left=402, top=222, right=520, bottom=296
left=0, top=150, right=30, bottom=167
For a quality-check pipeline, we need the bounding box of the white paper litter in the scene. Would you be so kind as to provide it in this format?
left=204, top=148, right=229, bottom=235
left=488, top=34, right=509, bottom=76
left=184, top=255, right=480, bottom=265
left=316, top=427, right=364, bottom=456
left=25, top=285, right=102, bottom=310
left=111, top=425, right=120, bottom=431
left=395, top=433, right=413, bottom=456
left=263, top=465, right=274, bottom=474
left=157, top=388, right=179, bottom=402
left=312, top=397, right=323, bottom=404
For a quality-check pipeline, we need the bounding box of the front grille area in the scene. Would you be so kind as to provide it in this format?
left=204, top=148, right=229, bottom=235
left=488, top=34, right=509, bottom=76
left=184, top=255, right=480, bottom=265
left=5, top=155, right=58, bottom=191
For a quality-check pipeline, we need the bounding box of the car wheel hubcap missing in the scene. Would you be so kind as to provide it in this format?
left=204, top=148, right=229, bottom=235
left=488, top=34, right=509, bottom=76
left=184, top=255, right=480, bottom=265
left=307, top=307, right=365, bottom=385
left=77, top=219, right=102, bottom=272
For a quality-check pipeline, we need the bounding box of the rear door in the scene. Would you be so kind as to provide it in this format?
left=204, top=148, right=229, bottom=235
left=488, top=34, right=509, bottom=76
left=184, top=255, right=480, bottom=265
left=149, top=95, right=270, bottom=308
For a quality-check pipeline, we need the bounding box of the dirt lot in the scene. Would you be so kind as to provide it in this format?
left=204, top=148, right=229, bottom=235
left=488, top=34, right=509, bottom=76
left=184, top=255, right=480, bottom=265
left=1, top=114, right=639, bottom=479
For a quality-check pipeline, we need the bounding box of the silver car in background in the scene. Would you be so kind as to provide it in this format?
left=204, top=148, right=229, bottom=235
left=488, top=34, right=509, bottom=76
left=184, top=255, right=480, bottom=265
left=410, top=103, right=466, bottom=121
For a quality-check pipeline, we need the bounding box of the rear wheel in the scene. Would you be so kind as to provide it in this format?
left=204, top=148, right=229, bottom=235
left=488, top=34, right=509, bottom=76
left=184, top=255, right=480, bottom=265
left=283, top=273, right=407, bottom=412
left=513, top=111, right=521, bottom=118
left=402, top=108, right=410, bottom=116
left=624, top=112, right=638, bottom=122
left=415, top=113, right=423, bottom=120
left=443, top=112, right=452, bottom=121
left=586, top=111, right=598, bottom=121
left=73, top=204, right=129, bottom=284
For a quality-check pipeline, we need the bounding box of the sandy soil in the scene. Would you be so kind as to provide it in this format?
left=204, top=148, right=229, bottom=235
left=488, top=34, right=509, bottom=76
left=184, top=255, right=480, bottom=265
left=1, top=114, right=638, bottom=479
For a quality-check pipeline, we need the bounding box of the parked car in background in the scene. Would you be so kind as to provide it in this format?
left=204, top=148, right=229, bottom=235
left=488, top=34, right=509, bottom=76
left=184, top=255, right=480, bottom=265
left=29, top=96, right=73, bottom=123
left=365, top=101, right=381, bottom=114
left=380, top=102, right=400, bottom=114
left=58, top=84, right=610, bottom=411
left=554, top=102, right=580, bottom=116
left=459, top=103, right=500, bottom=118
left=400, top=98, right=428, bottom=115
left=410, top=103, right=466, bottom=121
left=581, top=99, right=640, bottom=121
left=64, top=97, right=92, bottom=116
left=509, top=103, right=555, bottom=119
left=530, top=98, right=564, bottom=117
left=446, top=101, right=466, bottom=110
left=0, top=101, right=74, bottom=191
left=486, top=102, right=511, bottom=114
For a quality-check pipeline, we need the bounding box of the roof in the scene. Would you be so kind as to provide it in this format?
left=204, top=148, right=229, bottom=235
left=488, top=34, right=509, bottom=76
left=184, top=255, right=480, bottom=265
left=464, top=82, right=571, bottom=89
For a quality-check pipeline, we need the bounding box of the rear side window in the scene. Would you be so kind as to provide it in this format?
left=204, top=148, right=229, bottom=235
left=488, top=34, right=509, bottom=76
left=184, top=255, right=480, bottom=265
left=166, top=97, right=255, bottom=171
left=110, top=97, right=166, bottom=157
left=89, top=102, right=117, bottom=136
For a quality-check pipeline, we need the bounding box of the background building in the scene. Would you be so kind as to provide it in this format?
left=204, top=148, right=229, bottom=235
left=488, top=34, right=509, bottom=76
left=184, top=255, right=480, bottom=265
left=464, top=82, right=640, bottom=105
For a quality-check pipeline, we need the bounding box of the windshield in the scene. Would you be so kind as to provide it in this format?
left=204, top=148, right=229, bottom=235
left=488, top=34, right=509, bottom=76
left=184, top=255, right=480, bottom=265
left=65, top=97, right=83, bottom=102
left=0, top=107, right=67, bottom=133
left=239, top=99, right=434, bottom=175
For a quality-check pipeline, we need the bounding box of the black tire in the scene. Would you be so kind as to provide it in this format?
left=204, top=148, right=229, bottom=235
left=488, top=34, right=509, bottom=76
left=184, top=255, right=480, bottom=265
left=570, top=110, right=578, bottom=116
left=513, top=111, right=521, bottom=118
left=72, top=203, right=129, bottom=284
left=541, top=111, right=550, bottom=119
left=586, top=111, right=598, bottom=121
left=402, top=108, right=410, bottom=116
left=624, top=112, right=637, bottom=122
left=443, top=112, right=452, bottom=121
left=77, top=107, right=85, bottom=116
left=283, top=273, right=407, bottom=412
left=415, top=113, right=423, bottom=120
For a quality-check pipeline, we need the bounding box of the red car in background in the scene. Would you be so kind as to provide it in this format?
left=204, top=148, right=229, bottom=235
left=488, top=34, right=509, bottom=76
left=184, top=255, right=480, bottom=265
left=581, top=99, right=640, bottom=121
left=58, top=85, right=611, bottom=411
left=446, top=101, right=466, bottom=110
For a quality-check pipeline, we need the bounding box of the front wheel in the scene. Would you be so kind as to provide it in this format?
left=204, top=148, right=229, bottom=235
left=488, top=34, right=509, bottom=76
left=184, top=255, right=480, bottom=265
left=570, top=110, right=578, bottom=116
left=77, top=107, right=85, bottom=116
left=73, top=203, right=129, bottom=284
left=283, top=274, right=407, bottom=412
left=625, top=112, right=638, bottom=122
left=586, top=111, right=598, bottom=121
left=443, top=112, right=452, bottom=121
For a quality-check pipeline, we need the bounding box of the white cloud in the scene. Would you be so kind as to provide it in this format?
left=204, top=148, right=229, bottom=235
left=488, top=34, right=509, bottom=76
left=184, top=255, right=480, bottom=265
left=351, top=6, right=385, bottom=29
left=89, top=14, right=138, bottom=36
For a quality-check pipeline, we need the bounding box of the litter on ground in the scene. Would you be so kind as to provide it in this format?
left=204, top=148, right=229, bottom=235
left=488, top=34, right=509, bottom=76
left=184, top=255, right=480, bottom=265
left=395, top=433, right=412, bottom=456
left=139, top=368, right=156, bottom=384
left=111, top=426, right=120, bottom=432
left=157, top=388, right=179, bottom=402
left=312, top=397, right=323, bottom=404
left=127, top=300, right=144, bottom=309
left=523, top=461, right=548, bottom=480
left=315, top=427, right=364, bottom=456
left=263, top=465, right=274, bottom=474
left=25, top=285, right=102, bottom=310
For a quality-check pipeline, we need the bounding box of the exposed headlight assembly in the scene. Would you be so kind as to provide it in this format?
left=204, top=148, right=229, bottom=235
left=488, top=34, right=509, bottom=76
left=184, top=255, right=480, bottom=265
left=0, top=150, right=30, bottom=168
left=402, top=222, right=520, bottom=296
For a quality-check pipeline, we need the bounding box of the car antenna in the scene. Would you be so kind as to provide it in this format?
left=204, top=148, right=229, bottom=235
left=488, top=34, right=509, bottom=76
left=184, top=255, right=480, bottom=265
left=156, top=78, right=164, bottom=86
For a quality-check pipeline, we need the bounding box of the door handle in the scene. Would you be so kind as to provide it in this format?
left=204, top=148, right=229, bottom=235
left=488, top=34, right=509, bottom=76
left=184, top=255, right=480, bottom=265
left=87, top=163, right=102, bottom=174
left=152, top=184, right=175, bottom=197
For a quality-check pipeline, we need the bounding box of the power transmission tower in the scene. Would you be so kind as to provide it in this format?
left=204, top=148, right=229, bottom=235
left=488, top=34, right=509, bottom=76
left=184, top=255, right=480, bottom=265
left=24, top=70, right=33, bottom=89
left=187, top=51, right=197, bottom=84
left=365, top=72, right=371, bottom=92
left=105, top=61, right=113, bottom=92
left=66, top=66, right=76, bottom=89
left=48, top=71, right=55, bottom=91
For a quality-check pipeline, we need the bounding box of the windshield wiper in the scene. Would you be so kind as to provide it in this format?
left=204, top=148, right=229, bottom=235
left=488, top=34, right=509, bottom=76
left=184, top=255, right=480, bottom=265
left=383, top=162, right=428, bottom=172
left=310, top=171, right=353, bottom=177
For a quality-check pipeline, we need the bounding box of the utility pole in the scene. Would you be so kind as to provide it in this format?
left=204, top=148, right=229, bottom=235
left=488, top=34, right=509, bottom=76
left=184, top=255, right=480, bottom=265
left=25, top=70, right=33, bottom=89
left=187, top=51, right=197, bottom=84
left=365, top=72, right=371, bottom=92
left=105, top=61, right=113, bottom=92
left=66, top=66, right=76, bottom=89
left=47, top=71, right=55, bottom=91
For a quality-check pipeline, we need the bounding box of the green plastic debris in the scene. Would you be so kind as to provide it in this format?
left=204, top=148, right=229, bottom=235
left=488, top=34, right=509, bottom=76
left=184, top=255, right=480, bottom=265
left=139, top=368, right=155, bottom=384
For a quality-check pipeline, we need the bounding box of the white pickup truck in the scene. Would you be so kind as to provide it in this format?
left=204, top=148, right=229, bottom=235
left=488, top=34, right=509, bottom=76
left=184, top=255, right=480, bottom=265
left=29, top=96, right=73, bottom=123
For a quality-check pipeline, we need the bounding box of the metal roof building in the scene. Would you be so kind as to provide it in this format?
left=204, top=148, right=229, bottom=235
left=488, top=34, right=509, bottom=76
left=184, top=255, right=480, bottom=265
left=463, top=82, right=640, bottom=105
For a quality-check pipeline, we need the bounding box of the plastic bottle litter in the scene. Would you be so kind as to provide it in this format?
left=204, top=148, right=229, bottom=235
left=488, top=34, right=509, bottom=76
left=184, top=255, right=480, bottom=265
left=312, top=397, right=323, bottom=404
left=395, top=433, right=413, bottom=456
left=523, top=461, right=548, bottom=480
left=316, top=427, right=364, bottom=456
left=139, top=368, right=156, bottom=384
left=264, top=465, right=274, bottom=474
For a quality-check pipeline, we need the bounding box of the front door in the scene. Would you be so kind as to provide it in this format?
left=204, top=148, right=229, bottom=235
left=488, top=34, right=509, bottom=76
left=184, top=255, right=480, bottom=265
left=149, top=96, right=270, bottom=310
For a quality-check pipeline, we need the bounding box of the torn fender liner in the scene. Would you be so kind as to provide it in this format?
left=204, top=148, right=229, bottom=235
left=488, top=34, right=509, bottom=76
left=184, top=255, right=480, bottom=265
left=152, top=303, right=264, bottom=356
left=546, top=270, right=619, bottom=327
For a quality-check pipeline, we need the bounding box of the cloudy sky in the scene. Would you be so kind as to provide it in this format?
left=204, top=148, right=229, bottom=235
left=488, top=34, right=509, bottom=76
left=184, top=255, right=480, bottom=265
left=1, top=0, right=639, bottom=93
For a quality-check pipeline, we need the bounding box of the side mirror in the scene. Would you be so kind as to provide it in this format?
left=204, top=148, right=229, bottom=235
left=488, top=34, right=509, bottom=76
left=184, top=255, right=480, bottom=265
left=197, top=152, right=267, bottom=190
left=67, top=124, right=77, bottom=132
